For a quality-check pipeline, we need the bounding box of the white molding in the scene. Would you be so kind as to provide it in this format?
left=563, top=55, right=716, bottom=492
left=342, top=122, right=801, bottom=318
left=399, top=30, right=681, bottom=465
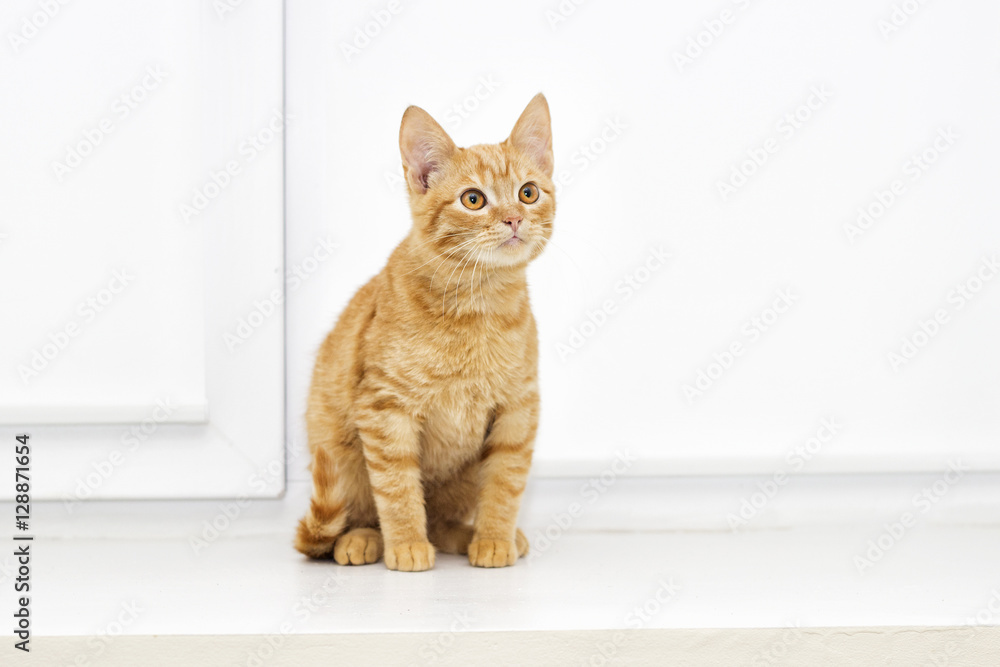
left=530, top=453, right=1000, bottom=477
left=28, top=476, right=1000, bottom=540
left=0, top=402, right=207, bottom=425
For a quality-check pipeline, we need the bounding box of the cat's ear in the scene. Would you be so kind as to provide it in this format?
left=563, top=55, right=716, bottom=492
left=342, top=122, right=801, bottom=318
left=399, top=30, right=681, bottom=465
left=506, top=93, right=553, bottom=177
left=399, top=106, right=456, bottom=194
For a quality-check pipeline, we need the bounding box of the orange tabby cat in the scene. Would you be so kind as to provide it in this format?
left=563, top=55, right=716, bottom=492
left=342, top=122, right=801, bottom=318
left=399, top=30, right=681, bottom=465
left=294, top=94, right=554, bottom=571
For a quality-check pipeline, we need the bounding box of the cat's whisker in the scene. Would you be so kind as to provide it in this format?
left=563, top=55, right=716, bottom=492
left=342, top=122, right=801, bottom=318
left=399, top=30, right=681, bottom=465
left=401, top=235, right=480, bottom=279
left=415, top=231, right=477, bottom=255
left=408, top=229, right=477, bottom=254
left=442, top=246, right=477, bottom=316
left=453, top=246, right=479, bottom=313
left=470, top=250, right=484, bottom=311
left=468, top=250, right=478, bottom=311
left=427, top=252, right=449, bottom=291
left=427, top=237, right=481, bottom=289
left=464, top=249, right=483, bottom=313
left=479, top=251, right=492, bottom=308
left=457, top=249, right=479, bottom=314
left=478, top=250, right=493, bottom=309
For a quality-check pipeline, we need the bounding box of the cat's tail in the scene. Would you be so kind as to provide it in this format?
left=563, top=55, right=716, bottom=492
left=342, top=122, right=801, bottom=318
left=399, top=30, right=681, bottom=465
left=294, top=446, right=350, bottom=558
left=294, top=497, right=348, bottom=559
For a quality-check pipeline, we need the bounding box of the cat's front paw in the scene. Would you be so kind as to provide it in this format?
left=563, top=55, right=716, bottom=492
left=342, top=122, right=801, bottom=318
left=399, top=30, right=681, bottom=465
left=384, top=541, right=435, bottom=572
left=468, top=537, right=519, bottom=568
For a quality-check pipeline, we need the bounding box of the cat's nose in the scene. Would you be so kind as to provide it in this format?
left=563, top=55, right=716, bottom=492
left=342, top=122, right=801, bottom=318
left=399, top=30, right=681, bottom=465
left=504, top=216, right=522, bottom=234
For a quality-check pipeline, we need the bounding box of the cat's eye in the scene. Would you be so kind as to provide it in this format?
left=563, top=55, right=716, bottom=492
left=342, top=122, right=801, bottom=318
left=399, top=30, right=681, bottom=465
left=519, top=183, right=539, bottom=204
left=460, top=189, right=487, bottom=210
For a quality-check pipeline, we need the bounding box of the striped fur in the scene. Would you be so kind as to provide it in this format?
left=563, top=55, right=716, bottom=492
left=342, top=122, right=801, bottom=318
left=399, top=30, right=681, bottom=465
left=294, top=95, right=555, bottom=570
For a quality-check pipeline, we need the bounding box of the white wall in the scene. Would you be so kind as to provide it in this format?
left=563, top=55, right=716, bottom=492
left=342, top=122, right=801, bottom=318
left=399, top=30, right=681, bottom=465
left=285, top=0, right=1000, bottom=481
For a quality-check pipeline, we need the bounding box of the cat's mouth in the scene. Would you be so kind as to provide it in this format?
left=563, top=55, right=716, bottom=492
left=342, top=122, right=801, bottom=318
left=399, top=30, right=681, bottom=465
left=500, top=234, right=524, bottom=248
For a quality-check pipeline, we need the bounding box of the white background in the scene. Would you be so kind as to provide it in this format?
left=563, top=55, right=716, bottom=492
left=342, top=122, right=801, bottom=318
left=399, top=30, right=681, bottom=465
left=285, top=0, right=1000, bottom=480
left=2, top=0, right=998, bottom=501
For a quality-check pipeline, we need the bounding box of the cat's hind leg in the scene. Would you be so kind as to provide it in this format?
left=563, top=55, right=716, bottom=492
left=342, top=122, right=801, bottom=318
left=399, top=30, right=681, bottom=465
left=424, top=461, right=477, bottom=555
left=428, top=521, right=473, bottom=555
left=333, top=527, right=383, bottom=565
left=429, top=521, right=529, bottom=556
left=295, top=427, right=378, bottom=560
left=424, top=461, right=530, bottom=557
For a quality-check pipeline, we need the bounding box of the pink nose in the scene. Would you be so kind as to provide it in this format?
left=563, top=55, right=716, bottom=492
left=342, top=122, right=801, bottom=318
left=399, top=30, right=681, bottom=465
left=504, top=216, right=522, bottom=234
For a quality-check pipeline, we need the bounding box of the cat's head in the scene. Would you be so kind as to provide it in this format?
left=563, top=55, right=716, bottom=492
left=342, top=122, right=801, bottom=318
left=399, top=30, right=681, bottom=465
left=399, top=94, right=555, bottom=270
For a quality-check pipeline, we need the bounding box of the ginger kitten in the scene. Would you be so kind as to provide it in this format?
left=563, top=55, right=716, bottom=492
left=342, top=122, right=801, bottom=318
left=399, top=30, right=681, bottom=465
left=294, top=94, right=555, bottom=571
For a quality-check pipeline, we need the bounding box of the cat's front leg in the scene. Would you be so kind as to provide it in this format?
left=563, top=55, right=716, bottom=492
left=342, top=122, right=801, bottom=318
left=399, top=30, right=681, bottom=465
left=357, top=397, right=435, bottom=572
left=470, top=390, right=538, bottom=568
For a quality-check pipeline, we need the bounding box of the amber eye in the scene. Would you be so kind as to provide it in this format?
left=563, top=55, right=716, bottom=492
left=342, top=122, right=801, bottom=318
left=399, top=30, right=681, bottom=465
left=519, top=182, right=539, bottom=204
left=460, top=189, right=487, bottom=210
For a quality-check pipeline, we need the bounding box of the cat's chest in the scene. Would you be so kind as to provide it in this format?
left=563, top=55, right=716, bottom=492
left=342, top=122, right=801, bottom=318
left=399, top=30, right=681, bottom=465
left=423, top=312, right=531, bottom=382
left=386, top=305, right=535, bottom=476
left=415, top=324, right=519, bottom=469
left=419, top=381, right=495, bottom=479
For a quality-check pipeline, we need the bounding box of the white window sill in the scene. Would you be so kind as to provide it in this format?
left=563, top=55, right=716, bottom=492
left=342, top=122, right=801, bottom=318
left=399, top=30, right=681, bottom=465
left=6, top=477, right=1000, bottom=664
